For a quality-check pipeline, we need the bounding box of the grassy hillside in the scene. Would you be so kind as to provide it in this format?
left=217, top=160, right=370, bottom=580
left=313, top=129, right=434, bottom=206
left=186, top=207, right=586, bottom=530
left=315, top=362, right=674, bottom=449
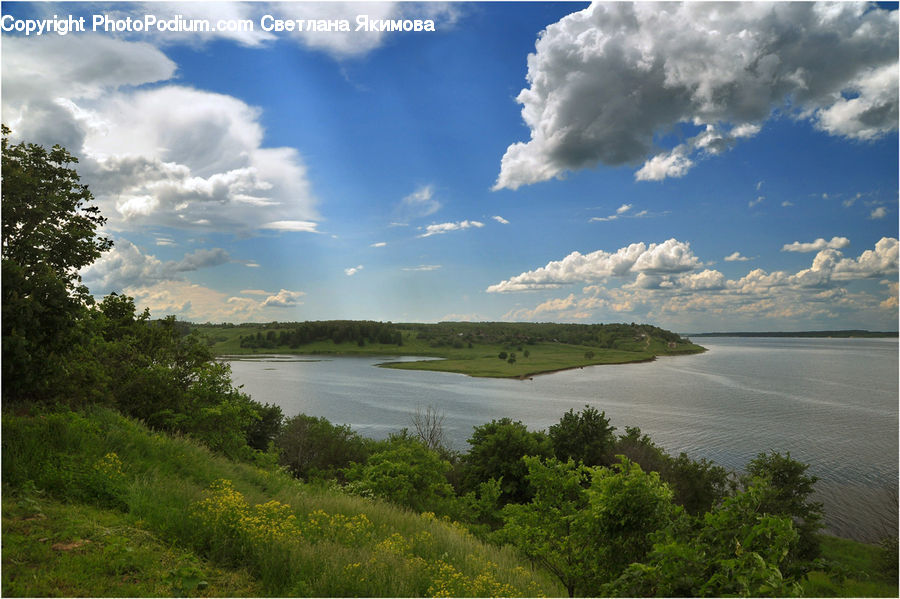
left=194, top=321, right=706, bottom=378
left=2, top=407, right=562, bottom=597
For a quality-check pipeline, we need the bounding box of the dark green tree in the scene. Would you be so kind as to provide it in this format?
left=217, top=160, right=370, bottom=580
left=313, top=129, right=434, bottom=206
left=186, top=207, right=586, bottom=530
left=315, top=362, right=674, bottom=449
left=744, top=451, right=824, bottom=568
left=2, top=126, right=112, bottom=401
left=277, top=413, right=368, bottom=481
left=463, top=417, right=552, bottom=504
left=549, top=405, right=617, bottom=467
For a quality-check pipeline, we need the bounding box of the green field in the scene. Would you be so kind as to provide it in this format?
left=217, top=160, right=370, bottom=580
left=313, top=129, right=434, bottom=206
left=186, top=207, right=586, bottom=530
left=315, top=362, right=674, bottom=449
left=194, top=322, right=706, bottom=378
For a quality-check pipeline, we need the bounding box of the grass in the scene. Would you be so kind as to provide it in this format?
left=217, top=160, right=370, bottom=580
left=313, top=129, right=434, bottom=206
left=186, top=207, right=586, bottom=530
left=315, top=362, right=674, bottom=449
left=800, top=535, right=899, bottom=597
left=197, top=324, right=706, bottom=378
left=2, top=407, right=563, bottom=597
left=2, top=492, right=259, bottom=597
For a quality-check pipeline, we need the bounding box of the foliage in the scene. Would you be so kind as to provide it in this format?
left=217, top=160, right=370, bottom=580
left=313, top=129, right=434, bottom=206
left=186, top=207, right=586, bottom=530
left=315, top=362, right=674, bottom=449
left=499, top=457, right=592, bottom=596
left=606, top=481, right=802, bottom=597
left=1, top=126, right=112, bottom=401
left=549, top=404, right=617, bottom=467
left=343, top=434, right=457, bottom=514
left=239, top=320, right=403, bottom=349
left=501, top=456, right=678, bottom=596
left=463, top=418, right=553, bottom=505
left=745, top=451, right=824, bottom=569
left=615, top=426, right=730, bottom=516
left=276, top=413, right=368, bottom=481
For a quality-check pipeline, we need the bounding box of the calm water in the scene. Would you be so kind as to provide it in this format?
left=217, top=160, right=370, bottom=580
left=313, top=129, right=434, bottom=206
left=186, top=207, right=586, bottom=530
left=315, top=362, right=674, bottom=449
left=224, top=337, right=899, bottom=543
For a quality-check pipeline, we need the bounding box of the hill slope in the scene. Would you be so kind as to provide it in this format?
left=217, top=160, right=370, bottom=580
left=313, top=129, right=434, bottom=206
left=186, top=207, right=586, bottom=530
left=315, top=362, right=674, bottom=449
left=2, top=407, right=561, bottom=597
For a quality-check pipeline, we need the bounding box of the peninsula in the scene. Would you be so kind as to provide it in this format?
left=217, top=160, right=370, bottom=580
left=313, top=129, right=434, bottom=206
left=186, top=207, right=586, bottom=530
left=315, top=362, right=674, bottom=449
left=194, top=321, right=705, bottom=379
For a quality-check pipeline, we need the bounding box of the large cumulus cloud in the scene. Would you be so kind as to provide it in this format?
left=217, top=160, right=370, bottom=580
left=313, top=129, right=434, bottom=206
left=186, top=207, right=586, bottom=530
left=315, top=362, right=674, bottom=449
left=494, top=2, right=898, bottom=189
left=2, top=35, right=318, bottom=234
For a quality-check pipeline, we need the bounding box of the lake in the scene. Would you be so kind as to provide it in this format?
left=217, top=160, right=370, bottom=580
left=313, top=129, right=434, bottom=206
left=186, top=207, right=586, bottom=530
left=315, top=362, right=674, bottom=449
left=223, top=337, right=898, bottom=543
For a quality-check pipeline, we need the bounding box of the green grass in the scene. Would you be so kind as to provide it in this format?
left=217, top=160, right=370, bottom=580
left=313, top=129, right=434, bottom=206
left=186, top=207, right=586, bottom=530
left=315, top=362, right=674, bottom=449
left=2, top=493, right=259, bottom=597
left=2, top=407, right=563, bottom=597
left=800, top=535, right=899, bottom=597
left=197, top=325, right=705, bottom=378
left=379, top=342, right=656, bottom=378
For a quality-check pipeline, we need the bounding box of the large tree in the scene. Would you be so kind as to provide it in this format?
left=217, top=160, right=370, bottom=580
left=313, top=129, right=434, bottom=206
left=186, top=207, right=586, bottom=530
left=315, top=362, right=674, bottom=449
left=2, top=126, right=112, bottom=400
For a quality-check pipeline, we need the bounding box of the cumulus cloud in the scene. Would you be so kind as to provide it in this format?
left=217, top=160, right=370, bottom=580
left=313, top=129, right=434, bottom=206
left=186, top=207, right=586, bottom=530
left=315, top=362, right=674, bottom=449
left=494, top=2, right=898, bottom=189
left=725, top=252, right=752, bottom=262
left=870, top=207, right=888, bottom=220
left=2, top=35, right=319, bottom=235
left=420, top=220, right=485, bottom=237
left=261, top=289, right=306, bottom=308
left=345, top=265, right=364, bottom=276
left=493, top=215, right=510, bottom=224
left=371, top=242, right=387, bottom=248
left=80, top=240, right=230, bottom=295
left=782, top=237, right=851, bottom=252
left=487, top=239, right=702, bottom=292
left=498, top=238, right=899, bottom=328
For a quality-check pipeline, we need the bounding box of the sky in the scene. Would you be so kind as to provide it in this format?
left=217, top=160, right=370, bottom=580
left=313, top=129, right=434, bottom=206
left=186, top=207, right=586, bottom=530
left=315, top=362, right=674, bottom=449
left=2, top=1, right=898, bottom=332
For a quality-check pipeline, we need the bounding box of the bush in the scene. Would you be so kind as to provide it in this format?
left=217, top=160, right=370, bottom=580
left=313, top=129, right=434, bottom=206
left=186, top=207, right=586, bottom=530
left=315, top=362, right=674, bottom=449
left=343, top=434, right=456, bottom=515
left=276, top=414, right=368, bottom=481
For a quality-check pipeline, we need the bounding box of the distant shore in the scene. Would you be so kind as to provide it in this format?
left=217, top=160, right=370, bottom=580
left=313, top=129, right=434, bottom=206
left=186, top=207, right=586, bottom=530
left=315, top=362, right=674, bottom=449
left=690, top=330, right=897, bottom=338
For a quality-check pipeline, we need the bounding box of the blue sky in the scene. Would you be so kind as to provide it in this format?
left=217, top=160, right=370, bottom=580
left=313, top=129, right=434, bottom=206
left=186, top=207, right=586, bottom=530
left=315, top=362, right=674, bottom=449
left=2, top=1, right=898, bottom=331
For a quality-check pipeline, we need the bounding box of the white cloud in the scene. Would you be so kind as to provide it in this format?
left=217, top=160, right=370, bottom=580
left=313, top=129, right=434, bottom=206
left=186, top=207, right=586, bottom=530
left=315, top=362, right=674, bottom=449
left=616, top=204, right=632, bottom=215
left=498, top=238, right=899, bottom=328
left=725, top=252, right=752, bottom=262
left=261, top=221, right=320, bottom=233
left=870, top=207, right=888, bottom=220
left=398, top=185, right=441, bottom=221
left=2, top=36, right=319, bottom=235
left=492, top=215, right=510, bottom=224
left=749, top=196, right=765, bottom=208
left=345, top=265, right=364, bottom=276
left=420, top=220, right=485, bottom=237
left=261, top=289, right=306, bottom=308
left=402, top=265, right=442, bottom=271
left=80, top=240, right=230, bottom=295
left=487, top=239, right=702, bottom=292
left=371, top=242, right=388, bottom=248
left=634, top=151, right=694, bottom=182
left=494, top=2, right=898, bottom=189
left=782, top=237, right=851, bottom=252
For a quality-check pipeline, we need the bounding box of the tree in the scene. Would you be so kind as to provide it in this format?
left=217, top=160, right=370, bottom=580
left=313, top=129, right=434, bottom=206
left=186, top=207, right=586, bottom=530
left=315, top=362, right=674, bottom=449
left=549, top=405, right=617, bottom=467
left=501, top=456, right=678, bottom=596
left=606, top=481, right=802, bottom=597
left=744, top=451, right=824, bottom=569
left=277, top=413, right=368, bottom=481
left=410, top=404, right=447, bottom=454
left=463, top=417, right=553, bottom=505
left=2, top=126, right=112, bottom=401
left=343, top=434, right=456, bottom=514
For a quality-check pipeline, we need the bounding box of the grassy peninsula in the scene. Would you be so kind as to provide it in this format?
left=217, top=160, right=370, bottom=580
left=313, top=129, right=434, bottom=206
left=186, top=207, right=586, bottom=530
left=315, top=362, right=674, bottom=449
left=194, top=321, right=705, bottom=378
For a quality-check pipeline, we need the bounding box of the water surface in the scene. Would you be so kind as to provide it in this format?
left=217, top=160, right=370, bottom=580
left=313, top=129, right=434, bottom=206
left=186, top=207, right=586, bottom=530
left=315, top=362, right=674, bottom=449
left=225, top=337, right=898, bottom=542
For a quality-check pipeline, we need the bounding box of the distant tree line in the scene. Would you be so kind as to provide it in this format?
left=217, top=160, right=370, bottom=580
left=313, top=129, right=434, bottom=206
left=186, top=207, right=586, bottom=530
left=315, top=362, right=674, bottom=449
left=403, top=321, right=687, bottom=349
left=239, top=320, right=403, bottom=349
